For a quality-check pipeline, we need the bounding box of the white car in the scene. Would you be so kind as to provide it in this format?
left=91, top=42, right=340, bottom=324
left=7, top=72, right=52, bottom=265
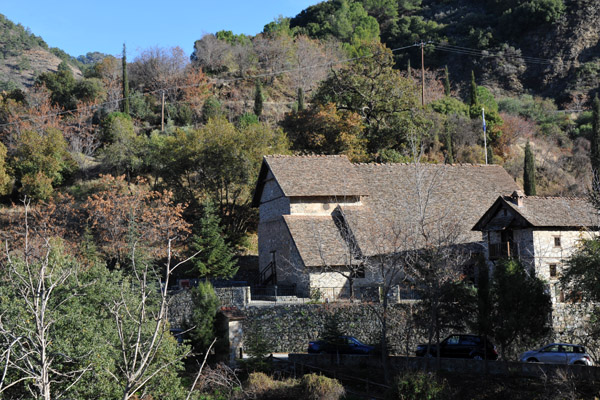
left=520, top=343, right=594, bottom=366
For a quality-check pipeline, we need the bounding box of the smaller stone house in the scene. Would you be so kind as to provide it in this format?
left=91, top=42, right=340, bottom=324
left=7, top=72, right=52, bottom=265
left=473, top=190, right=598, bottom=305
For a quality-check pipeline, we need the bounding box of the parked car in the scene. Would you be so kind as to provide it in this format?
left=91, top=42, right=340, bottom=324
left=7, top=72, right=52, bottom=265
left=519, top=343, right=594, bottom=366
left=416, top=334, right=498, bottom=360
left=308, top=336, right=375, bottom=355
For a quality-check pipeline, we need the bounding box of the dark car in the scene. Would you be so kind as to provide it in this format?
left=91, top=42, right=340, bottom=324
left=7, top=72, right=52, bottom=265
left=308, top=335, right=375, bottom=355
left=416, top=334, right=498, bottom=360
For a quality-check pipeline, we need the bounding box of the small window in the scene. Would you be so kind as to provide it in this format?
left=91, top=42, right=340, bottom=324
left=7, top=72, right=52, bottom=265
left=549, top=264, right=557, bottom=278
left=554, top=237, right=562, bottom=247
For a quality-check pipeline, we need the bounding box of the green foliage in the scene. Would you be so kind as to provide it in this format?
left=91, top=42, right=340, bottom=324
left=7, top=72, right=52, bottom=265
left=299, top=373, right=345, bottom=400
left=490, top=259, right=552, bottom=358
left=523, top=141, right=536, bottom=195
left=443, top=65, right=450, bottom=96
left=243, top=322, right=273, bottom=372
left=9, top=127, right=76, bottom=200
left=192, top=201, right=238, bottom=279
left=0, top=13, right=48, bottom=58
left=236, top=112, right=258, bottom=129
left=562, top=238, right=600, bottom=304
left=0, top=240, right=188, bottom=399
left=429, top=97, right=468, bottom=117
left=322, top=312, right=345, bottom=344
left=501, top=0, right=565, bottom=35
left=100, top=112, right=146, bottom=177
left=202, top=96, right=223, bottom=123
left=386, top=371, right=447, bottom=400
left=297, top=87, right=305, bottom=111
left=312, top=42, right=420, bottom=154
left=254, top=81, right=264, bottom=117
left=263, top=16, right=293, bottom=37
left=146, top=118, right=289, bottom=246
left=215, top=30, right=252, bottom=46
left=189, top=280, right=220, bottom=351
left=281, top=102, right=368, bottom=162
left=290, top=0, right=379, bottom=54
left=0, top=141, right=12, bottom=195
left=35, top=62, right=77, bottom=108
left=469, top=71, right=478, bottom=108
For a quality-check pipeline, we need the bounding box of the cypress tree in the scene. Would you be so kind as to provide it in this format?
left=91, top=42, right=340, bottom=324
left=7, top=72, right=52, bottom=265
left=591, top=95, right=600, bottom=185
left=297, top=87, right=305, bottom=112
left=444, top=123, right=454, bottom=164
left=444, top=65, right=451, bottom=96
left=253, top=80, right=263, bottom=118
left=523, top=141, right=536, bottom=196
left=487, top=146, right=494, bottom=165
left=469, top=70, right=478, bottom=107
left=407, top=59, right=411, bottom=79
left=122, top=43, right=130, bottom=115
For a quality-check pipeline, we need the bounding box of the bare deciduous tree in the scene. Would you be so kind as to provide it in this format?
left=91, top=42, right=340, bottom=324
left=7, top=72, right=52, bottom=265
left=0, top=200, right=91, bottom=400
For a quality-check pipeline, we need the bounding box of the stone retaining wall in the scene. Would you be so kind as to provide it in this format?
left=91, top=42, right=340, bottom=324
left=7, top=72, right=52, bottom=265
left=242, top=302, right=427, bottom=354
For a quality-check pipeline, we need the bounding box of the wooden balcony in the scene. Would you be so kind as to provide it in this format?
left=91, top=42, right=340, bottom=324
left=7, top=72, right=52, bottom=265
left=489, top=242, right=520, bottom=260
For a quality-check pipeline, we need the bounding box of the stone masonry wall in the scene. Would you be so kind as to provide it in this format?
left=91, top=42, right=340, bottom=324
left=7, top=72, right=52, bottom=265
left=242, top=302, right=427, bottom=355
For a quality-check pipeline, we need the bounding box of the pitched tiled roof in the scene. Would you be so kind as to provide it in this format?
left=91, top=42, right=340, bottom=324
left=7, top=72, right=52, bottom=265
left=261, top=155, right=368, bottom=197
left=348, top=163, right=520, bottom=250
left=502, top=196, right=598, bottom=228
left=283, top=215, right=359, bottom=267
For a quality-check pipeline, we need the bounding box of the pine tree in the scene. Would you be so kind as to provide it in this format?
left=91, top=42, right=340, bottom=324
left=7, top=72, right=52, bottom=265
left=591, top=95, right=600, bottom=185
left=192, top=201, right=238, bottom=279
left=189, top=280, right=219, bottom=350
left=469, top=70, right=478, bottom=107
left=523, top=141, right=536, bottom=196
left=253, top=80, right=263, bottom=118
left=297, top=87, right=305, bottom=112
left=443, top=65, right=451, bottom=96
left=122, top=43, right=130, bottom=115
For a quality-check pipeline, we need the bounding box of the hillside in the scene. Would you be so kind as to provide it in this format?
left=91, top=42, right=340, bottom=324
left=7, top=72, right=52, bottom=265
left=0, top=13, right=81, bottom=90
left=290, top=0, right=600, bottom=103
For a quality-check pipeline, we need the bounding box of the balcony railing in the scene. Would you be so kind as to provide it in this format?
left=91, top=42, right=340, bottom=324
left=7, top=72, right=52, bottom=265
left=489, top=242, right=520, bottom=260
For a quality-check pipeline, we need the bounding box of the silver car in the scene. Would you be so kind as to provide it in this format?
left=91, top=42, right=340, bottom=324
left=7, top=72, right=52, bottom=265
left=519, top=343, right=594, bottom=366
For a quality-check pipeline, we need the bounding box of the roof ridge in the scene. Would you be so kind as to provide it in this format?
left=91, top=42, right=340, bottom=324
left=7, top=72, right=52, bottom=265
left=264, top=154, right=348, bottom=159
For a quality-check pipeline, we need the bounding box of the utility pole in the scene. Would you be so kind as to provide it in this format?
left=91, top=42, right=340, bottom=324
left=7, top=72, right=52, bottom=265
left=482, top=107, right=487, bottom=165
left=421, top=42, right=425, bottom=107
left=161, top=90, right=165, bottom=132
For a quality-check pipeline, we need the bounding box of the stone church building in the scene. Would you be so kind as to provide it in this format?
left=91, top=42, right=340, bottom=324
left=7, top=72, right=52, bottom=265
left=252, top=154, right=520, bottom=299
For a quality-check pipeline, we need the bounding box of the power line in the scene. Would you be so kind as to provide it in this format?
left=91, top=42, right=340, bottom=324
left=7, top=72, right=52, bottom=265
left=432, top=43, right=554, bottom=65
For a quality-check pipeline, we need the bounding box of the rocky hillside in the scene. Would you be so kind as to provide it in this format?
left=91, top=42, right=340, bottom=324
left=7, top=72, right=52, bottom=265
left=0, top=13, right=81, bottom=90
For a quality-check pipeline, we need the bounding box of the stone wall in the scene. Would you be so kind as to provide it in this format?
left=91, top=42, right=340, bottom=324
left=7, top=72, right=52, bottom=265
left=242, top=302, right=426, bottom=354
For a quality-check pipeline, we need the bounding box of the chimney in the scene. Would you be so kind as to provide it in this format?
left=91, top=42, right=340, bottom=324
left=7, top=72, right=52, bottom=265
left=510, top=190, right=525, bottom=207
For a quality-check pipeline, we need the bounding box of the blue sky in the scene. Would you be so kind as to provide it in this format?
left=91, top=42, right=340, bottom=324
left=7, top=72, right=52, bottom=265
left=2, top=0, right=321, bottom=59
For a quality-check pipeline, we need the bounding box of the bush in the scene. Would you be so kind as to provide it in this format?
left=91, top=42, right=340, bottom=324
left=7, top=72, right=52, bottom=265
left=299, top=374, right=345, bottom=400
left=386, top=372, right=447, bottom=400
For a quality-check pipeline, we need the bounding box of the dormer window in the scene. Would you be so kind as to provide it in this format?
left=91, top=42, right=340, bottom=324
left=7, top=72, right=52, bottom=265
left=554, top=237, right=561, bottom=248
